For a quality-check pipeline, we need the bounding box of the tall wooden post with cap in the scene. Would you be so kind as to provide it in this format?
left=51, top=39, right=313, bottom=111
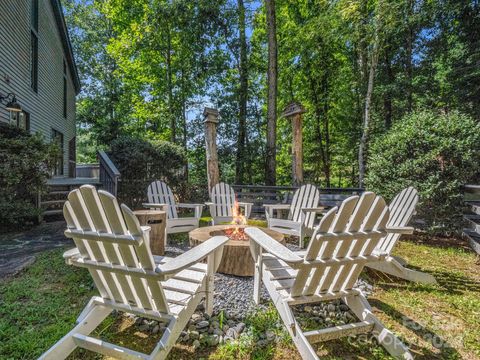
left=204, top=107, right=220, bottom=193
left=283, top=102, right=305, bottom=186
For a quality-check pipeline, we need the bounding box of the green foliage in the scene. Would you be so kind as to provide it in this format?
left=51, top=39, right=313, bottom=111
left=365, top=110, right=480, bottom=234
left=0, top=125, right=59, bottom=230
left=65, top=0, right=480, bottom=189
left=108, top=136, right=187, bottom=208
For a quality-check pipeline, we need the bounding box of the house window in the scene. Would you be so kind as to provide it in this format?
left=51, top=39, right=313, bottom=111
left=10, top=111, right=30, bottom=131
left=31, top=0, right=38, bottom=32
left=30, top=32, right=38, bottom=92
left=51, top=129, right=64, bottom=176
left=63, top=60, right=67, bottom=118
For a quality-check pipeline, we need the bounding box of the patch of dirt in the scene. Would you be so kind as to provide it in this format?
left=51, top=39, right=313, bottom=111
left=403, top=232, right=471, bottom=251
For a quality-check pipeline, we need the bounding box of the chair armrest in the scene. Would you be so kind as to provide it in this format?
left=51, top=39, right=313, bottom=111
left=302, top=207, right=326, bottom=213
left=63, top=247, right=80, bottom=263
left=176, top=203, right=205, bottom=208
left=386, top=226, right=414, bottom=235
left=238, top=202, right=253, bottom=207
left=264, top=204, right=291, bottom=210
left=245, top=227, right=302, bottom=264
left=177, top=203, right=204, bottom=219
left=238, top=202, right=253, bottom=218
left=264, top=204, right=290, bottom=220
left=205, top=202, right=214, bottom=206
left=142, top=203, right=169, bottom=211
left=156, top=236, right=229, bottom=275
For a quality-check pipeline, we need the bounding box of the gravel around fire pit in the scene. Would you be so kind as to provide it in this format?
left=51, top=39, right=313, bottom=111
left=130, top=238, right=375, bottom=349
left=164, top=240, right=373, bottom=319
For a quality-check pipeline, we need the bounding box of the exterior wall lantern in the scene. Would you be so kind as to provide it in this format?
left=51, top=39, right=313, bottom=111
left=0, top=93, right=22, bottom=112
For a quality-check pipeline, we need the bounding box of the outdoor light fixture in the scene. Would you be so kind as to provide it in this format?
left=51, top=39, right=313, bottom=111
left=0, top=92, right=22, bottom=112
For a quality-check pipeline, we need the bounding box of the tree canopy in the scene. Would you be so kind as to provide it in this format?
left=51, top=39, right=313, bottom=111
left=65, top=0, right=480, bottom=187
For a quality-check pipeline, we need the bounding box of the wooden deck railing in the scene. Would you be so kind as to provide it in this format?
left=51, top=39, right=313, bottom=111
left=98, top=150, right=120, bottom=196
left=231, top=184, right=363, bottom=216
left=463, top=184, right=480, bottom=255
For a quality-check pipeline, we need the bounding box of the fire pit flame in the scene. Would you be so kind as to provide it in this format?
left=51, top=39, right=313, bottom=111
left=224, top=200, right=249, bottom=241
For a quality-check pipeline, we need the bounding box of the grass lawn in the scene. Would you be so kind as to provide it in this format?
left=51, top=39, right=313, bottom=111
left=0, top=223, right=479, bottom=360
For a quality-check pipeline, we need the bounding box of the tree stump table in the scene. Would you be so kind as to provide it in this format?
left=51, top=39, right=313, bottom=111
left=189, top=225, right=284, bottom=277
left=133, top=210, right=166, bottom=256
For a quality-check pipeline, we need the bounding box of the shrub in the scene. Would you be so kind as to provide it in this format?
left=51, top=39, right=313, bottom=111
left=0, top=125, right=59, bottom=230
left=108, top=136, right=187, bottom=208
left=365, top=110, right=480, bottom=234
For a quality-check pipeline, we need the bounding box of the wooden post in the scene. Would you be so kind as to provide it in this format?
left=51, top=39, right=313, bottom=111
left=204, top=107, right=220, bottom=193
left=283, top=102, right=305, bottom=186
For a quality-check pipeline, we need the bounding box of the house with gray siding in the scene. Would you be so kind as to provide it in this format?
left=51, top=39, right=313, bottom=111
left=0, top=0, right=80, bottom=177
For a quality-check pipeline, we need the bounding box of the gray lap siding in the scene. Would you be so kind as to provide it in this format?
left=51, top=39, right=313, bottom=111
left=0, top=0, right=76, bottom=175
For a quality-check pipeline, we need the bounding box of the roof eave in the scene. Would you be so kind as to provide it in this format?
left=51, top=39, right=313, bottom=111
left=50, top=0, right=81, bottom=94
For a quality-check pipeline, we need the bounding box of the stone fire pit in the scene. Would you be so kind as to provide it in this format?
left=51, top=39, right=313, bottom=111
left=189, top=225, right=285, bottom=277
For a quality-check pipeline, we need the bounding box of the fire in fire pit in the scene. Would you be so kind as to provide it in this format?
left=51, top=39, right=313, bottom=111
left=224, top=200, right=249, bottom=241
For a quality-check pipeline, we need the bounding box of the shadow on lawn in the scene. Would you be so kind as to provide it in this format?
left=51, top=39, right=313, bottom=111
left=366, top=264, right=480, bottom=295
left=370, top=299, right=462, bottom=359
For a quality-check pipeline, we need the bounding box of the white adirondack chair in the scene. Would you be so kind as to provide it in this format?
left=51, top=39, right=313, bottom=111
left=144, top=180, right=204, bottom=237
left=265, top=184, right=322, bottom=248
left=206, top=182, right=253, bottom=225
left=40, top=185, right=228, bottom=360
left=246, top=192, right=413, bottom=360
left=367, top=187, right=437, bottom=284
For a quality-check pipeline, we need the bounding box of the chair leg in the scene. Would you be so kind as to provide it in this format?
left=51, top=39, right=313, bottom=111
left=151, top=291, right=204, bottom=359
left=205, top=252, right=215, bottom=316
left=299, top=228, right=305, bottom=248
left=275, top=300, right=318, bottom=360
left=344, top=294, right=413, bottom=360
left=253, top=257, right=262, bottom=305
left=39, top=303, right=112, bottom=360
left=367, top=257, right=437, bottom=284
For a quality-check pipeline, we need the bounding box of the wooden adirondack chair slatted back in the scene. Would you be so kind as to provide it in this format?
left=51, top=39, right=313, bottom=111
left=210, top=182, right=236, bottom=218
left=147, top=180, right=178, bottom=219
left=289, top=192, right=389, bottom=298
left=378, top=187, right=418, bottom=254
left=64, top=185, right=170, bottom=314
left=289, top=184, right=320, bottom=228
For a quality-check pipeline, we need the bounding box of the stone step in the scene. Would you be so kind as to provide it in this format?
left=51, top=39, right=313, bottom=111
left=464, top=214, right=480, bottom=233
left=40, top=200, right=66, bottom=207
left=465, top=201, right=480, bottom=215
left=43, top=209, right=63, bottom=216
left=463, top=229, right=480, bottom=255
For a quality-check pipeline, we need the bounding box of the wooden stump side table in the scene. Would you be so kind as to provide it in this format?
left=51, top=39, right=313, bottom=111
left=133, top=210, right=166, bottom=256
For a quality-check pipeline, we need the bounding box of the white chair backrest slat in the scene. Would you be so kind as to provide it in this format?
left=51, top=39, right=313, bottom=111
left=81, top=186, right=136, bottom=304
left=63, top=201, right=110, bottom=299
left=65, top=185, right=170, bottom=314
left=289, top=184, right=320, bottom=227
left=147, top=181, right=178, bottom=219
left=210, top=182, right=236, bottom=218
left=67, top=188, right=123, bottom=302
left=379, top=187, right=419, bottom=253
left=121, top=204, right=169, bottom=312
left=290, top=193, right=389, bottom=298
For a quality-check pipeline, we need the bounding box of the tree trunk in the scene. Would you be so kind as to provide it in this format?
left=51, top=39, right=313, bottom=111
left=166, top=24, right=175, bottom=143
left=358, top=48, right=379, bottom=188
left=265, top=0, right=277, bottom=185
left=322, top=73, right=331, bottom=187
left=235, top=0, right=248, bottom=185
left=405, top=0, right=414, bottom=112
left=384, top=48, right=393, bottom=130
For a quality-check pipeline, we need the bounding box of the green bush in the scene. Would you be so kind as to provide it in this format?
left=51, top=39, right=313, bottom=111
left=0, top=125, right=59, bottom=230
left=108, top=136, right=187, bottom=208
left=365, top=110, right=480, bottom=234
